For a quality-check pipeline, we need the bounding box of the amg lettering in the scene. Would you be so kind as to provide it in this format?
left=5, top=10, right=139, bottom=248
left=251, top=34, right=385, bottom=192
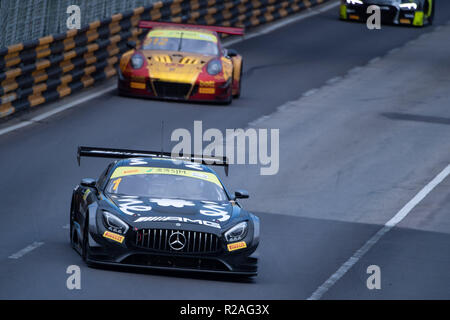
left=134, top=216, right=221, bottom=229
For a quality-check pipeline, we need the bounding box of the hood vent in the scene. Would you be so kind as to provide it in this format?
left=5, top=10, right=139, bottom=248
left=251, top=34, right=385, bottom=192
left=152, top=55, right=172, bottom=63
left=179, top=57, right=200, bottom=65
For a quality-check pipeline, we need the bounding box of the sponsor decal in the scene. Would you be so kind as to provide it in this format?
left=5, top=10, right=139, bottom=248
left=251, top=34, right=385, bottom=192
left=103, top=231, right=125, bottom=243
left=151, top=198, right=195, bottom=208
left=227, top=241, right=247, bottom=252
left=130, top=82, right=146, bottom=89
left=147, top=30, right=217, bottom=43
left=115, top=195, right=152, bottom=215
left=199, top=80, right=215, bottom=88
left=199, top=87, right=215, bottom=94
left=200, top=201, right=230, bottom=222
left=110, top=166, right=223, bottom=187
left=82, top=189, right=91, bottom=201
left=123, top=169, right=139, bottom=174
left=134, top=216, right=221, bottom=229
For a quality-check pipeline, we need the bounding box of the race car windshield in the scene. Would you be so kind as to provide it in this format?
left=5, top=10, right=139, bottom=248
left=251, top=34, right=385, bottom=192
left=105, top=169, right=228, bottom=201
left=142, top=29, right=219, bottom=55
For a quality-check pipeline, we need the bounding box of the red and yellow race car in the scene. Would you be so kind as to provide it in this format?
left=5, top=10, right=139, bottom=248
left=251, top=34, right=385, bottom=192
left=118, top=21, right=244, bottom=104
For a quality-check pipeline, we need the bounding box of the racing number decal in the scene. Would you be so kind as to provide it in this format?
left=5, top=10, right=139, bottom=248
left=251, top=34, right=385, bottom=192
left=112, top=178, right=122, bottom=191
left=147, top=37, right=168, bottom=46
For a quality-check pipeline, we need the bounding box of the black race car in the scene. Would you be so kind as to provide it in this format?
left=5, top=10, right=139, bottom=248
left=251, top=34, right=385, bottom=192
left=70, top=147, right=259, bottom=276
left=340, top=0, right=435, bottom=26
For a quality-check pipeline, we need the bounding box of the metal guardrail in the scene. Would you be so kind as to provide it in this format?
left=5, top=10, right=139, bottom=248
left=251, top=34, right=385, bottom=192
left=0, top=0, right=330, bottom=119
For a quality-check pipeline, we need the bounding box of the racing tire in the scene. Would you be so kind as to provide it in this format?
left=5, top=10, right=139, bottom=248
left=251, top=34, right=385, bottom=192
left=233, top=62, right=243, bottom=99
left=218, top=86, right=233, bottom=105
left=69, top=205, right=74, bottom=245
left=70, top=215, right=76, bottom=248
left=81, top=220, right=89, bottom=262
left=223, top=93, right=233, bottom=105
left=69, top=200, right=80, bottom=251
left=427, top=0, right=435, bottom=25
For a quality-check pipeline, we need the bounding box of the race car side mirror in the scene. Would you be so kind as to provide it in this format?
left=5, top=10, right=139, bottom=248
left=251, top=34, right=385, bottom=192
left=127, top=40, right=137, bottom=50
left=81, top=178, right=97, bottom=189
left=227, top=48, right=238, bottom=57
left=234, top=190, right=249, bottom=199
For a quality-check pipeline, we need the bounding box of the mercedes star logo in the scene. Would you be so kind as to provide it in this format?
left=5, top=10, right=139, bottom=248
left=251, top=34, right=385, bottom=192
left=169, top=231, right=186, bottom=251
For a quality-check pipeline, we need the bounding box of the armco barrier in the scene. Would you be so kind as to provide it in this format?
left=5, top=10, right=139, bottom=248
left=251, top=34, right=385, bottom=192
left=0, top=0, right=330, bottom=119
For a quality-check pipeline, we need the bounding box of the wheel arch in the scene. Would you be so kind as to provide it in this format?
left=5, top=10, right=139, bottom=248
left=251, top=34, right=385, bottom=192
left=231, top=55, right=243, bottom=97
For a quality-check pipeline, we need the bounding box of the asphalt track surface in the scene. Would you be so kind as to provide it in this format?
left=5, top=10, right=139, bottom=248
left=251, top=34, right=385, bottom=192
left=1, top=1, right=450, bottom=299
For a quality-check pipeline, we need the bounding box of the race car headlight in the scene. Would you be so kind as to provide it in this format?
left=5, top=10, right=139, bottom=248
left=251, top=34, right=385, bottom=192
left=130, top=54, right=144, bottom=69
left=224, top=221, right=248, bottom=242
left=399, top=3, right=417, bottom=10
left=346, top=0, right=363, bottom=5
left=207, top=60, right=222, bottom=75
left=102, top=211, right=129, bottom=234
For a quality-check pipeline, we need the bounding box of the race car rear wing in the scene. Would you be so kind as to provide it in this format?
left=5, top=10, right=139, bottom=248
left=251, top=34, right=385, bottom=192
left=77, top=146, right=229, bottom=176
left=138, top=21, right=244, bottom=36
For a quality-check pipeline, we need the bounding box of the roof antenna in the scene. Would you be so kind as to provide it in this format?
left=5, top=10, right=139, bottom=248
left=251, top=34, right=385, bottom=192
left=160, top=120, right=164, bottom=156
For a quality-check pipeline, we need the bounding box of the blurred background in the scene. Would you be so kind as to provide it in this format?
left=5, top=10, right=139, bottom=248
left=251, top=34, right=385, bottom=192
left=0, top=0, right=162, bottom=47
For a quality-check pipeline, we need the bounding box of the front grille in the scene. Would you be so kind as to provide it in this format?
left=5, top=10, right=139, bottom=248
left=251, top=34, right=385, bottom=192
left=135, top=229, right=221, bottom=254
left=153, top=81, right=192, bottom=99
left=350, top=4, right=397, bottom=22
left=378, top=5, right=397, bottom=22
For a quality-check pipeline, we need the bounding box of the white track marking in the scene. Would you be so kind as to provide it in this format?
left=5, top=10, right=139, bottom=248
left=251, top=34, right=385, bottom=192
left=308, top=164, right=450, bottom=300
left=0, top=1, right=339, bottom=137
left=8, top=241, right=44, bottom=259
